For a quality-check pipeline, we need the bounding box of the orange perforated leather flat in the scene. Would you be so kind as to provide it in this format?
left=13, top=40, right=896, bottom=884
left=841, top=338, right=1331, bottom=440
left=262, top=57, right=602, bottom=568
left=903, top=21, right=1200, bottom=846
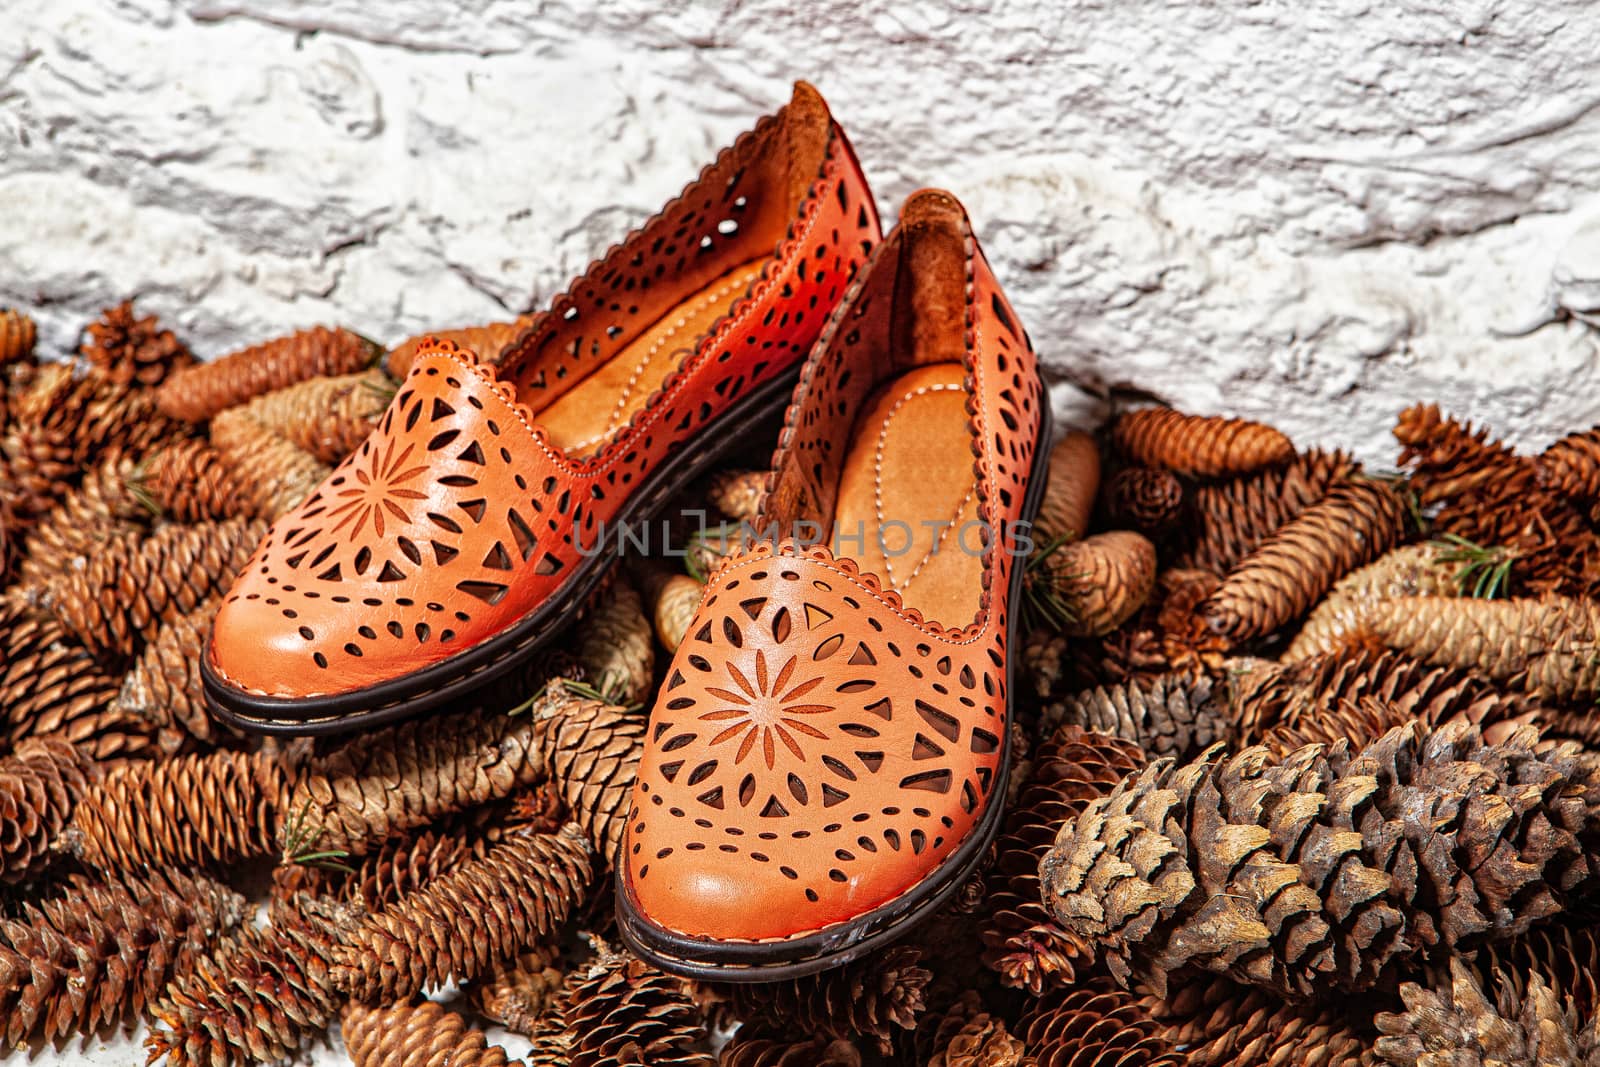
left=615, top=190, right=1051, bottom=979
left=202, top=82, right=880, bottom=735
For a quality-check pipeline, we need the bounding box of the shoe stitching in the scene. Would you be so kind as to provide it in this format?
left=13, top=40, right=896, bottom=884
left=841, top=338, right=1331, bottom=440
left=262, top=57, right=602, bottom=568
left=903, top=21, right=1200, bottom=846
left=869, top=381, right=976, bottom=593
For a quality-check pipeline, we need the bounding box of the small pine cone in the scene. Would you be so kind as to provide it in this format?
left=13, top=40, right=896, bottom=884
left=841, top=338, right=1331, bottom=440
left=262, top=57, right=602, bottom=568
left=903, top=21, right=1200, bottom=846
left=552, top=948, right=712, bottom=1067
left=1106, top=467, right=1184, bottom=536
left=981, top=728, right=1145, bottom=994
left=928, top=994, right=1034, bottom=1067
left=0, top=423, right=76, bottom=522
left=1538, top=426, right=1600, bottom=505
left=146, top=920, right=338, bottom=1067
left=1285, top=542, right=1465, bottom=661
left=1045, top=530, right=1157, bottom=638
left=0, top=738, right=97, bottom=884
left=0, top=867, right=246, bottom=1045
left=281, top=701, right=544, bottom=857
left=61, top=374, right=182, bottom=465
left=1200, top=479, right=1409, bottom=640
left=708, top=468, right=767, bottom=522
left=468, top=940, right=567, bottom=1035
left=1042, top=672, right=1221, bottom=764
left=0, top=603, right=125, bottom=755
left=238, top=366, right=393, bottom=464
left=1154, top=567, right=1230, bottom=673
left=712, top=945, right=931, bottom=1054
left=1145, top=977, right=1378, bottom=1067
left=80, top=299, right=194, bottom=387
left=653, top=573, right=705, bottom=652
left=134, top=437, right=251, bottom=522
left=1112, top=408, right=1293, bottom=479
left=67, top=748, right=287, bottom=873
left=1367, top=594, right=1600, bottom=702
left=343, top=999, right=525, bottom=1067
left=16, top=447, right=147, bottom=587
left=0, top=308, right=37, bottom=365
left=115, top=597, right=227, bottom=749
left=209, top=406, right=331, bottom=520
left=48, top=516, right=265, bottom=661
left=1035, top=430, right=1101, bottom=544
left=386, top=316, right=535, bottom=378
left=576, top=578, right=654, bottom=706
left=721, top=1031, right=863, bottom=1066
left=1040, top=721, right=1600, bottom=997
left=329, top=824, right=592, bottom=1002
left=155, top=324, right=379, bottom=422
left=1375, top=958, right=1597, bottom=1067
left=1177, top=449, right=1356, bottom=576
left=1018, top=983, right=1179, bottom=1067
left=530, top=687, right=647, bottom=862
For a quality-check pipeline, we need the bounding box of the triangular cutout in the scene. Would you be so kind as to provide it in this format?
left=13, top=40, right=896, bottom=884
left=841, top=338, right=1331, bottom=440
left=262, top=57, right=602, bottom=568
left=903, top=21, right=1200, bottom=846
left=482, top=542, right=513, bottom=571
left=804, top=603, right=834, bottom=629
left=431, top=397, right=455, bottom=420
left=457, top=441, right=486, bottom=466
left=758, top=795, right=789, bottom=819
left=459, top=498, right=487, bottom=523
left=432, top=542, right=459, bottom=565
left=912, top=733, right=944, bottom=760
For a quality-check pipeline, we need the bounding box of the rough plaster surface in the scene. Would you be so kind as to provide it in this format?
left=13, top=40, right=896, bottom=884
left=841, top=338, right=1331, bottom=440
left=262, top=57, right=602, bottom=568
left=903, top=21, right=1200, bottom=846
left=3, top=1, right=1600, bottom=1060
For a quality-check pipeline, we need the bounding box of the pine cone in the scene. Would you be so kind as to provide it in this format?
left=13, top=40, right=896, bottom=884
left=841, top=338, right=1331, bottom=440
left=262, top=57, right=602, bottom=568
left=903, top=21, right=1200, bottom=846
left=0, top=308, right=36, bottom=366
left=1538, top=426, right=1600, bottom=505
left=1043, top=530, right=1157, bottom=638
left=56, top=372, right=181, bottom=465
left=48, top=517, right=265, bottom=662
left=721, top=1031, right=863, bottom=1066
left=1144, top=977, right=1379, bottom=1067
left=1040, top=722, right=1600, bottom=996
left=146, top=920, right=338, bottom=1067
left=1106, top=467, right=1184, bottom=537
left=531, top=688, right=647, bottom=863
left=1035, top=430, right=1101, bottom=545
left=1285, top=542, right=1467, bottom=660
left=554, top=946, right=713, bottom=1067
left=0, top=602, right=129, bottom=758
left=286, top=825, right=477, bottom=913
left=576, top=578, right=655, bottom=706
left=155, top=324, right=379, bottom=422
left=67, top=748, right=287, bottom=873
left=238, top=366, right=393, bottom=464
left=0, top=738, right=97, bottom=884
left=1154, top=567, right=1231, bottom=673
left=386, top=317, right=534, bottom=378
left=1018, top=983, right=1179, bottom=1067
left=16, top=447, right=148, bottom=588
left=1472, top=922, right=1600, bottom=1011
left=927, top=993, right=1034, bottom=1067
left=1043, top=673, right=1222, bottom=761
left=981, top=728, right=1144, bottom=993
left=114, top=597, right=227, bottom=749
left=0, top=423, right=76, bottom=523
left=330, top=825, right=592, bottom=1001
left=1366, top=594, right=1600, bottom=702
left=653, top=572, right=705, bottom=653
left=209, top=406, right=331, bottom=520
left=1200, top=479, right=1409, bottom=640
left=343, top=999, right=525, bottom=1067
left=1176, top=449, right=1356, bottom=575
left=133, top=438, right=251, bottom=522
left=281, top=700, right=545, bottom=857
left=80, top=299, right=194, bottom=387
left=708, top=468, right=767, bottom=522
left=0, top=867, right=246, bottom=1045
left=468, top=940, right=566, bottom=1035
left=1113, top=408, right=1293, bottom=479
left=1375, top=958, right=1597, bottom=1067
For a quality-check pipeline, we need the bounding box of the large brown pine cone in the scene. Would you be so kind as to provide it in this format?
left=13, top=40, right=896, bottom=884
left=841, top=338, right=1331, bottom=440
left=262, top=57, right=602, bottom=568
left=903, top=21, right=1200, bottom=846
left=530, top=687, right=647, bottom=863
left=1284, top=542, right=1466, bottom=660
left=0, top=738, right=97, bottom=884
left=114, top=597, right=228, bottom=750
left=209, top=406, right=331, bottom=520
left=342, top=999, right=525, bottom=1067
left=1040, top=721, right=1600, bottom=997
left=238, top=366, right=392, bottom=464
left=80, top=299, right=194, bottom=387
left=1018, top=982, right=1179, bottom=1067
left=1176, top=449, right=1356, bottom=575
left=0, top=423, right=76, bottom=524
left=16, top=448, right=147, bottom=588
left=1035, top=430, right=1102, bottom=545
left=155, top=324, right=380, bottom=422
left=1043, top=530, right=1157, bottom=638
left=555, top=948, right=713, bottom=1067
left=133, top=437, right=251, bottom=522
left=0, top=601, right=133, bottom=759
left=1043, top=672, right=1221, bottom=762
left=1112, top=408, right=1293, bottom=478
left=1144, top=976, right=1378, bottom=1067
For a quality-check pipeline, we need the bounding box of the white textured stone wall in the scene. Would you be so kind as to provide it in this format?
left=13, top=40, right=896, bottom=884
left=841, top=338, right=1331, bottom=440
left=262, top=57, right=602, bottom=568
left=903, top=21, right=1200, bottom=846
left=6, top=1, right=1600, bottom=465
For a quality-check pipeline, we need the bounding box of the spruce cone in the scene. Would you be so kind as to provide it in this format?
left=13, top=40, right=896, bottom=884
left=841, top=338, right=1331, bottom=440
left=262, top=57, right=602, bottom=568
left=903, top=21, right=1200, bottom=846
left=1043, top=673, right=1222, bottom=761
left=282, top=700, right=544, bottom=857
left=468, top=940, right=566, bottom=1035
left=0, top=307, right=36, bottom=365
left=146, top=920, right=338, bottom=1067
left=155, top=324, right=379, bottom=422
left=1112, top=408, right=1293, bottom=478
left=133, top=438, right=251, bottom=522
left=558, top=948, right=713, bottom=1067
left=1154, top=567, right=1230, bottom=672
left=1040, top=721, right=1600, bottom=996
left=47, top=371, right=179, bottom=465
left=48, top=516, right=264, bottom=661
left=1035, top=429, right=1101, bottom=544
left=1199, top=478, right=1409, bottom=640
left=67, top=748, right=286, bottom=873
left=0, top=423, right=76, bottom=523
left=115, top=597, right=226, bottom=749
left=576, top=578, right=654, bottom=706
left=653, top=572, right=704, bottom=652
left=1145, top=977, right=1378, bottom=1067
left=16, top=447, right=147, bottom=587
left=1538, top=425, right=1600, bottom=505
left=343, top=999, right=525, bottom=1067
left=387, top=317, right=534, bottom=378
left=238, top=366, right=392, bottom=464
left=530, top=688, right=647, bottom=864
left=1285, top=542, right=1466, bottom=661
left=981, top=728, right=1145, bottom=993
left=708, top=468, right=767, bottom=522
left=80, top=299, right=194, bottom=387
left=0, top=603, right=129, bottom=758
left=1471, top=922, right=1600, bottom=1010
left=0, top=867, right=246, bottom=1045
left=712, top=945, right=931, bottom=1053
left=304, top=825, right=477, bottom=912
left=1366, top=594, right=1600, bottom=702
left=209, top=406, right=331, bottom=520
left=1375, top=958, right=1598, bottom=1067
left=721, top=1032, right=863, bottom=1066
left=0, top=738, right=97, bottom=884
left=1044, top=530, right=1157, bottom=638
left=1176, top=449, right=1355, bottom=575
left=1018, top=983, right=1179, bottom=1067
left=1106, top=467, right=1184, bottom=536
left=927, top=993, right=1033, bottom=1067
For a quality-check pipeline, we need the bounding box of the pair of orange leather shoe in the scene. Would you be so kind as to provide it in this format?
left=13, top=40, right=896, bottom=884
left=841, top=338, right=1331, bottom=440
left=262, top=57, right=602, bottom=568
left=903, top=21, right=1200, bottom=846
left=204, top=82, right=1049, bottom=980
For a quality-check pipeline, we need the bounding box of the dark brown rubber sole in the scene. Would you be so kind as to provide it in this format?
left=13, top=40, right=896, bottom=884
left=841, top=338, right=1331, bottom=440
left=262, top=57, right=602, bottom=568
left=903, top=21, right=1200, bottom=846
left=202, top=368, right=800, bottom=737
left=613, top=398, right=1055, bottom=982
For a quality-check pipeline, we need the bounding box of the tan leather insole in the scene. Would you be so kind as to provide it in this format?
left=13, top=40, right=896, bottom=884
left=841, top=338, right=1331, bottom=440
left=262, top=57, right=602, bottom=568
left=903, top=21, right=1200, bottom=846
left=833, top=362, right=982, bottom=627
left=537, top=259, right=767, bottom=455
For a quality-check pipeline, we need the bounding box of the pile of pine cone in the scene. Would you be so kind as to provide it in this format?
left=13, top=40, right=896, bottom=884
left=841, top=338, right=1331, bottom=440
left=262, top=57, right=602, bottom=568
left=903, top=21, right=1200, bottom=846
left=3, top=298, right=1600, bottom=1067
